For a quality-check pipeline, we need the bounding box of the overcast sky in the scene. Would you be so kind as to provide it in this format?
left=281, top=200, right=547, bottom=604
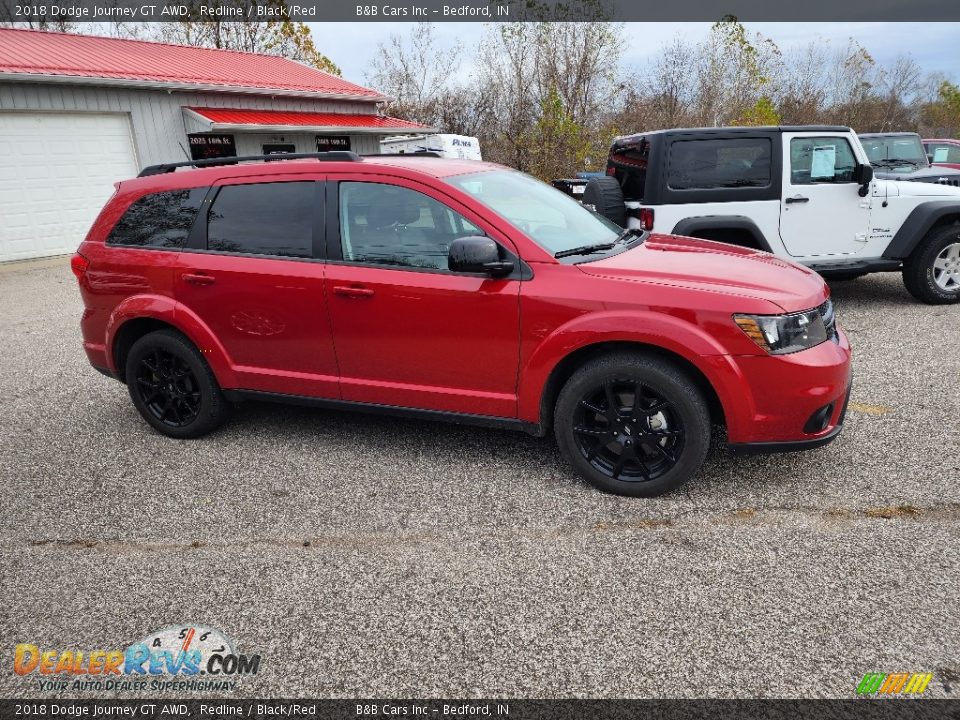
left=307, top=22, right=960, bottom=87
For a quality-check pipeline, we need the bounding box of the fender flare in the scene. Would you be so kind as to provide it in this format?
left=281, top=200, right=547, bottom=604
left=105, top=295, right=237, bottom=387
left=671, top=215, right=773, bottom=253
left=883, top=201, right=960, bottom=259
left=517, top=310, right=749, bottom=429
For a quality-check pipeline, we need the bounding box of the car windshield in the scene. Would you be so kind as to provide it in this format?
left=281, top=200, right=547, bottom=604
left=444, top=169, right=622, bottom=256
left=861, top=135, right=928, bottom=168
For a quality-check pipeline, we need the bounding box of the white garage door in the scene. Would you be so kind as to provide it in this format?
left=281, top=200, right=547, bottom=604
left=0, top=112, right=139, bottom=262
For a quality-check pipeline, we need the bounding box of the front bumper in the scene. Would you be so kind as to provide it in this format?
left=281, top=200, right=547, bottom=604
left=707, top=327, right=853, bottom=452
left=729, top=382, right=851, bottom=454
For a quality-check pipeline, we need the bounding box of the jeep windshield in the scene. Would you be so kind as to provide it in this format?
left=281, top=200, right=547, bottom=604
left=445, top=169, right=625, bottom=259
left=860, top=135, right=929, bottom=171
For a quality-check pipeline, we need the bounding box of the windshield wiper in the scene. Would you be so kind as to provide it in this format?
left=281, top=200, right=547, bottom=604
left=554, top=229, right=646, bottom=259
left=616, top=227, right=646, bottom=244
left=554, top=242, right=617, bottom=259
left=873, top=158, right=924, bottom=168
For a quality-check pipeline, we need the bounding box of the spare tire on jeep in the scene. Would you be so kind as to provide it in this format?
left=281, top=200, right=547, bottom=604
left=583, top=176, right=626, bottom=227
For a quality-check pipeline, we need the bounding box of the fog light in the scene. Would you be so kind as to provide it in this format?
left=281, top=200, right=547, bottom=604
left=803, top=403, right=834, bottom=434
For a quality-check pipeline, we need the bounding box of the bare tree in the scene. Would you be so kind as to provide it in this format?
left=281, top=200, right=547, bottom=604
left=366, top=23, right=463, bottom=118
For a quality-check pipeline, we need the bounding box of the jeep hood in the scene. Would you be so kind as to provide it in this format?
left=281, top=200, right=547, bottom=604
left=874, top=178, right=960, bottom=198
left=577, top=234, right=828, bottom=313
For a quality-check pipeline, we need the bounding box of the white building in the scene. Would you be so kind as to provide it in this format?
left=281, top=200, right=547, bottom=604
left=0, top=28, right=433, bottom=262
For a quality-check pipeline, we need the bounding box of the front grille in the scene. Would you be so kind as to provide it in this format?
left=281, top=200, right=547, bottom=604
left=819, top=299, right=838, bottom=342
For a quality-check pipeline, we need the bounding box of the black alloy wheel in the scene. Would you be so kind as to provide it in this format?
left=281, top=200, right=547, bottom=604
left=134, top=348, right=202, bottom=428
left=555, top=352, right=711, bottom=497
left=572, top=379, right=684, bottom=482
left=125, top=329, right=231, bottom=438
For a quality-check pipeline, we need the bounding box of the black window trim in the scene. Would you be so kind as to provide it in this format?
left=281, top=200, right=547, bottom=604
left=655, top=132, right=783, bottom=205
left=183, top=178, right=326, bottom=263
left=788, top=135, right=859, bottom=186
left=106, top=186, right=208, bottom=251
left=666, top=136, right=774, bottom=192
left=327, top=178, right=530, bottom=280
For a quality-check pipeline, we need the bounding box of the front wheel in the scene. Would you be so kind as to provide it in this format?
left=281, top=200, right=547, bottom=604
left=554, top=353, right=711, bottom=497
left=902, top=225, right=960, bottom=304
left=125, top=329, right=231, bottom=439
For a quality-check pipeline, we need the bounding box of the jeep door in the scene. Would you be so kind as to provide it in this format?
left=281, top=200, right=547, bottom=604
left=779, top=132, right=871, bottom=257
left=323, top=175, right=522, bottom=418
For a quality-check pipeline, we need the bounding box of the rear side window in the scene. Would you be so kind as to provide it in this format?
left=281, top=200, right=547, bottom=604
left=608, top=136, right=649, bottom=200
left=207, top=182, right=314, bottom=258
left=107, top=188, right=205, bottom=249
left=668, top=138, right=772, bottom=190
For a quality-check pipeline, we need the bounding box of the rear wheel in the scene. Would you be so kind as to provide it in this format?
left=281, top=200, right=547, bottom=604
left=903, top=225, right=960, bottom=304
left=554, top=353, right=711, bottom=497
left=125, top=329, right=231, bottom=438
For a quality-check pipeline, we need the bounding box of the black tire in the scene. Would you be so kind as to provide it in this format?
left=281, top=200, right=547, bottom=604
left=554, top=352, right=711, bottom=497
left=582, top=176, right=626, bottom=227
left=902, top=224, right=960, bottom=304
left=125, top=329, right=231, bottom=439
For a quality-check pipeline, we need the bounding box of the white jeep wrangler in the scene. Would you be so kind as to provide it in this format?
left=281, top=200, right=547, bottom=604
left=584, top=125, right=960, bottom=304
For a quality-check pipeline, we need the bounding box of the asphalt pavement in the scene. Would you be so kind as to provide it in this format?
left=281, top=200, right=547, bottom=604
left=0, top=258, right=957, bottom=699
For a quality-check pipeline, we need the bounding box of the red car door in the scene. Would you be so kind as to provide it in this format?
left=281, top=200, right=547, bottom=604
left=324, top=175, right=522, bottom=418
left=175, top=175, right=339, bottom=399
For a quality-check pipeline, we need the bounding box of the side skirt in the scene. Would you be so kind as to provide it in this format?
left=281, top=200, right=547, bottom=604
left=222, top=389, right=545, bottom=437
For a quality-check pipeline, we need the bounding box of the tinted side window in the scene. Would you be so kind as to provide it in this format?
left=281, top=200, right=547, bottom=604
left=790, top=137, right=858, bottom=184
left=107, top=188, right=205, bottom=249
left=667, top=138, right=772, bottom=190
left=207, top=182, right=314, bottom=258
left=339, top=182, right=479, bottom=271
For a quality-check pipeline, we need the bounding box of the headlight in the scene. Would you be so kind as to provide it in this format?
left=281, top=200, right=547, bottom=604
left=734, top=308, right=828, bottom=355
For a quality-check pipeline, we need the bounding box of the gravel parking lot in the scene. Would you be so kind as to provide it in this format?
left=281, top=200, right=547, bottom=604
left=0, top=258, right=958, bottom=699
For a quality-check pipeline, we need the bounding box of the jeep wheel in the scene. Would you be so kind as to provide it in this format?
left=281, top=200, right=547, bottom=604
left=903, top=225, right=960, bottom=304
left=554, top=353, right=711, bottom=497
left=126, top=329, right=231, bottom=438
left=582, top=176, right=626, bottom=227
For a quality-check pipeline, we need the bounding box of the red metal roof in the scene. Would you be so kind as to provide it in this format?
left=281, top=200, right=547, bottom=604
left=186, top=107, right=430, bottom=131
left=0, top=28, right=387, bottom=100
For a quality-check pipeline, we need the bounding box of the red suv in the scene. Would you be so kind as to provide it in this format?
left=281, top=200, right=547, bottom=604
left=73, top=152, right=852, bottom=497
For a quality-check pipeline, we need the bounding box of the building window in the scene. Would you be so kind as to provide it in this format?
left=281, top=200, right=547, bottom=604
left=317, top=135, right=352, bottom=152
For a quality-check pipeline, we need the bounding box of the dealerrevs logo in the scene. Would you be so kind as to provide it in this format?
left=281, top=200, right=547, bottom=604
left=13, top=625, right=261, bottom=692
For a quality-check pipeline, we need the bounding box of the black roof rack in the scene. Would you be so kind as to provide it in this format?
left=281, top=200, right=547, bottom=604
left=138, top=151, right=362, bottom=177
left=363, top=152, right=443, bottom=158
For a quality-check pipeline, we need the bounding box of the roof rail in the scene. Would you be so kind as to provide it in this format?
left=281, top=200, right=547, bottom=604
left=363, top=152, right=443, bottom=158
left=138, top=151, right=362, bottom=177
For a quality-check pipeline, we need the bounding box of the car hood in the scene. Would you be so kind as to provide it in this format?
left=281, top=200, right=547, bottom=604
left=874, top=164, right=960, bottom=180
left=577, top=234, right=828, bottom=313
left=874, top=177, right=960, bottom=197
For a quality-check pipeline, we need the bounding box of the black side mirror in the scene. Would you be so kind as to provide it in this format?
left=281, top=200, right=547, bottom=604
left=854, top=164, right=873, bottom=196
left=448, top=237, right=514, bottom=277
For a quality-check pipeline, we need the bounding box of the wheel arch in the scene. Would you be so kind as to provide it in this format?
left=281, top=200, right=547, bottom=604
left=535, top=341, right=726, bottom=434
left=105, top=296, right=236, bottom=386
left=883, top=202, right=960, bottom=259
left=671, top=215, right=772, bottom=252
